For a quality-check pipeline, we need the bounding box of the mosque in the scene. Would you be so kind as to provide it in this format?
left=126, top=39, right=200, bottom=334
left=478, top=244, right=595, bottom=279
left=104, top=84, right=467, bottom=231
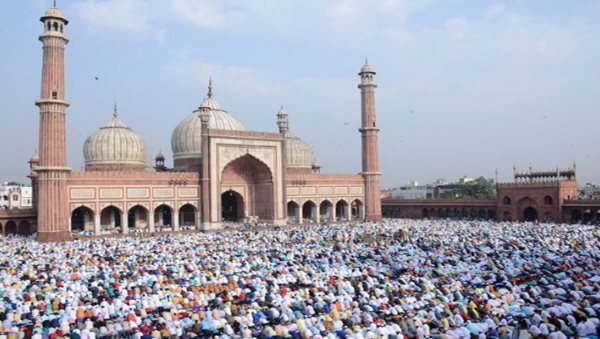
left=0, top=3, right=382, bottom=241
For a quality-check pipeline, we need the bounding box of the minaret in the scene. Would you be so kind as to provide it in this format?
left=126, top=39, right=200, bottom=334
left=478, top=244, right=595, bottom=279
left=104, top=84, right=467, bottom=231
left=276, top=106, right=289, bottom=135
left=358, top=62, right=382, bottom=222
left=35, top=3, right=71, bottom=242
left=27, top=152, right=39, bottom=212
left=276, top=106, right=288, bottom=213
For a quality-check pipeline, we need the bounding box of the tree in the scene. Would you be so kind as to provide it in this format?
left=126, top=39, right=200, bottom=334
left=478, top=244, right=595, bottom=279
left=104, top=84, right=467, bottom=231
left=440, top=177, right=496, bottom=199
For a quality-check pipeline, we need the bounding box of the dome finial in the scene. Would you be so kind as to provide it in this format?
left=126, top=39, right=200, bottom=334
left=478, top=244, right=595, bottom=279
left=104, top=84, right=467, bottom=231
left=113, top=102, right=118, bottom=118
left=208, top=77, right=213, bottom=98
left=53, top=0, right=57, bottom=7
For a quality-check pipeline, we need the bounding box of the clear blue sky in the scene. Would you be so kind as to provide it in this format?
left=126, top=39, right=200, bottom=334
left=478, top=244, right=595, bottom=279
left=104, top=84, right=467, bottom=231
left=1, top=0, right=599, bottom=188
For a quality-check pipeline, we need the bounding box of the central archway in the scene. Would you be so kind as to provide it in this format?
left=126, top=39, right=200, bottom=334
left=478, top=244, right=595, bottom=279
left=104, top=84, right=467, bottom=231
left=221, top=190, right=244, bottom=221
left=221, top=154, right=273, bottom=221
left=523, top=206, right=538, bottom=222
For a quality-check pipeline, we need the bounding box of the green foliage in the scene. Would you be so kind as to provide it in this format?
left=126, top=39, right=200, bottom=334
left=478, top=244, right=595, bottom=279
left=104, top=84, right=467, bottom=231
left=439, top=177, right=496, bottom=199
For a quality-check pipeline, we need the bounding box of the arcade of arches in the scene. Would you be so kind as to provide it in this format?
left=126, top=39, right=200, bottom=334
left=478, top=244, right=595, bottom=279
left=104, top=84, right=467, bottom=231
left=382, top=204, right=497, bottom=221
left=69, top=203, right=199, bottom=234
left=0, top=220, right=33, bottom=236
left=287, top=199, right=363, bottom=223
left=568, top=208, right=600, bottom=224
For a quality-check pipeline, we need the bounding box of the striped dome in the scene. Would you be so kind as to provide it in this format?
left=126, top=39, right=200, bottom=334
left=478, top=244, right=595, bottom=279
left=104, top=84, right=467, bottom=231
left=285, top=131, right=315, bottom=169
left=84, top=112, right=147, bottom=171
left=171, top=90, right=245, bottom=160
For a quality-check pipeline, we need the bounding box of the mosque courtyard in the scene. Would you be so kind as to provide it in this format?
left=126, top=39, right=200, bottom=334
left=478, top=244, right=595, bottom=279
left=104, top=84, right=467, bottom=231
left=0, top=219, right=599, bottom=338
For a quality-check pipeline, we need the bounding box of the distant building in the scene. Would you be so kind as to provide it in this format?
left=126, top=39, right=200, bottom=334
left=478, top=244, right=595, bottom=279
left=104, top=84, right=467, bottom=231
left=384, top=167, right=600, bottom=224
left=387, top=176, right=475, bottom=200
left=581, top=183, right=600, bottom=199
left=0, top=183, right=32, bottom=210
left=390, top=181, right=429, bottom=199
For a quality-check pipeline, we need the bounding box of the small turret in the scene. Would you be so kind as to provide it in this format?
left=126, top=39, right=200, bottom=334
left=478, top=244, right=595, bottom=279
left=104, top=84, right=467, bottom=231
left=154, top=151, right=167, bottom=172
left=276, top=105, right=289, bottom=135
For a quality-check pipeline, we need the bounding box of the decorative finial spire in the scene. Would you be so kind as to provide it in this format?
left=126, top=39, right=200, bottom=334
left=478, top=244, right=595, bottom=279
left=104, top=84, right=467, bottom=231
left=53, top=0, right=57, bottom=7
left=365, top=57, right=368, bottom=65
left=208, top=77, right=213, bottom=98
left=113, top=102, right=118, bottom=118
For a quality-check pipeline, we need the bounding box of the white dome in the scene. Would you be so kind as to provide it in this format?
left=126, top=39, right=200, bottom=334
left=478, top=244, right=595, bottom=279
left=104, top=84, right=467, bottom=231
left=41, top=6, right=68, bottom=24
left=359, top=63, right=375, bottom=74
left=171, top=93, right=245, bottom=160
left=84, top=113, right=147, bottom=171
left=285, top=131, right=314, bottom=169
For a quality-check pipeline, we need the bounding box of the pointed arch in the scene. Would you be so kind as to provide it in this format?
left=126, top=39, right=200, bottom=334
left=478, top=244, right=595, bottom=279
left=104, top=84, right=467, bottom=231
left=221, top=190, right=244, bottom=222
left=128, top=205, right=149, bottom=229
left=100, top=205, right=122, bottom=232
left=518, top=197, right=538, bottom=222
left=583, top=209, right=593, bottom=223
left=523, top=206, right=538, bottom=222
left=319, top=200, right=334, bottom=222
left=572, top=209, right=582, bottom=223
left=222, top=153, right=273, bottom=181
left=287, top=201, right=300, bottom=223
left=5, top=221, right=17, bottom=235
left=302, top=200, right=317, bottom=223
left=71, top=206, right=95, bottom=232
left=221, top=153, right=273, bottom=220
left=179, top=203, right=197, bottom=228
left=336, top=200, right=349, bottom=221
left=18, top=221, right=32, bottom=236
left=351, top=199, right=363, bottom=220
left=154, top=204, right=173, bottom=228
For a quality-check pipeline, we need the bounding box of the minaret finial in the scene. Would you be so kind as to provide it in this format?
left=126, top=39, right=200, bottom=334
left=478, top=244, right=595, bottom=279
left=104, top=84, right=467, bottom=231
left=208, top=77, right=213, bottom=98
left=365, top=57, right=368, bottom=65
left=113, top=102, right=118, bottom=118
left=53, top=0, right=57, bottom=7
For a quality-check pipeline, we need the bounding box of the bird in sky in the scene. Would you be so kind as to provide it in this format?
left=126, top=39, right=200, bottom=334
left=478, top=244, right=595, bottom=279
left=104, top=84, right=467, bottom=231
left=94, top=76, right=99, bottom=80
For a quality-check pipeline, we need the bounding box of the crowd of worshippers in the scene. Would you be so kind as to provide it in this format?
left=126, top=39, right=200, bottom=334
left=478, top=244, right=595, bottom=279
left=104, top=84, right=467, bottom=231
left=0, top=219, right=599, bottom=339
